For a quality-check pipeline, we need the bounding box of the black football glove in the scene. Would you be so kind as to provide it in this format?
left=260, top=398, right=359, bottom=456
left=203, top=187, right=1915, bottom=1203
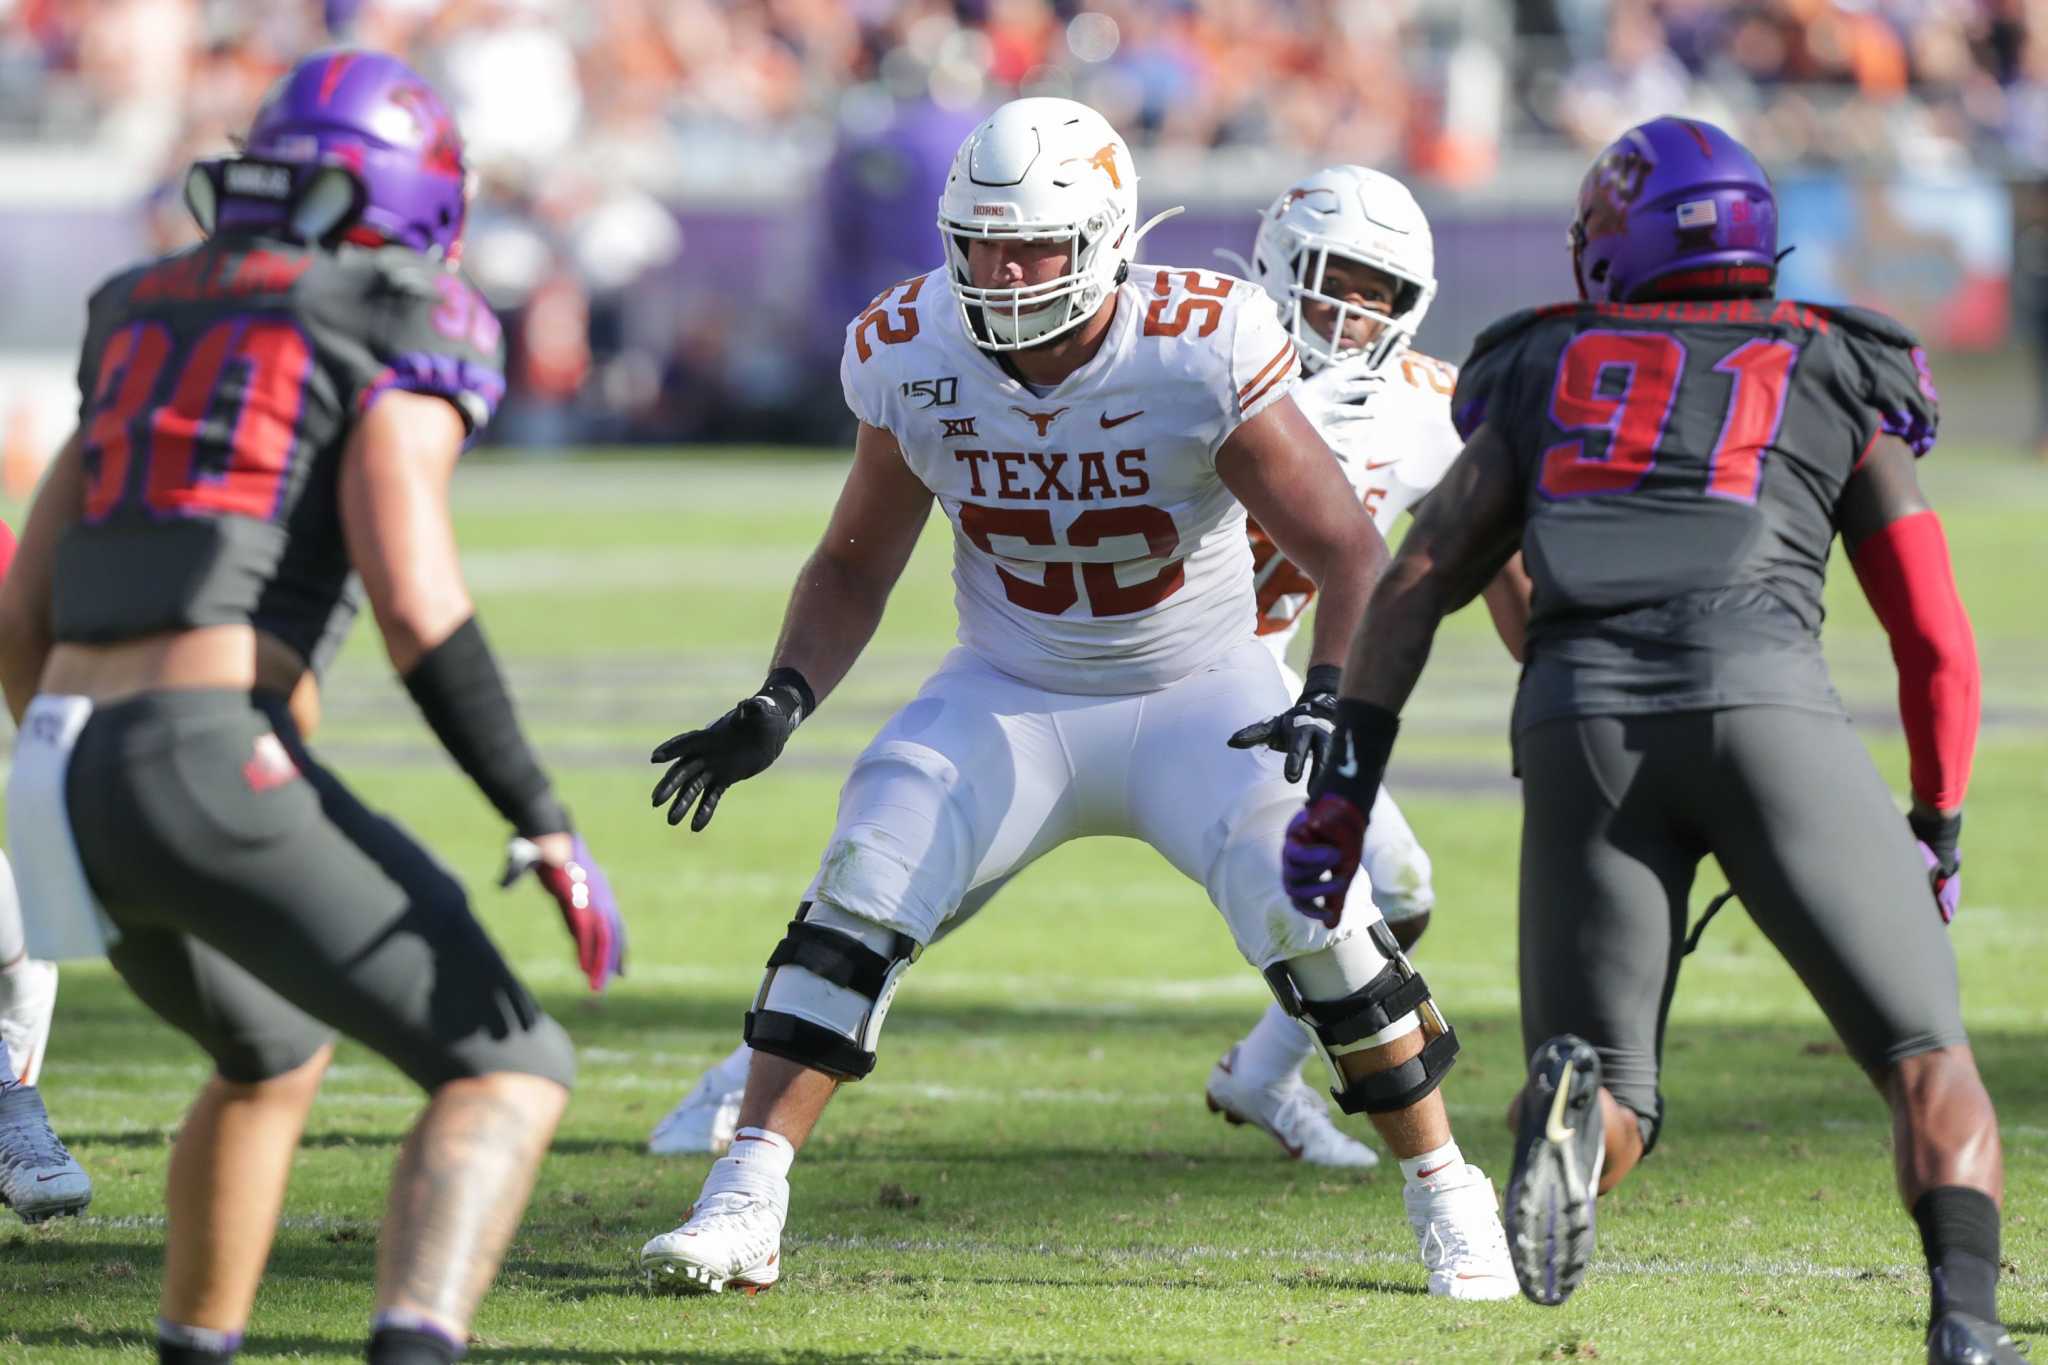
left=1227, top=664, right=1341, bottom=785
left=1908, top=806, right=1962, bottom=924
left=651, top=668, right=814, bottom=832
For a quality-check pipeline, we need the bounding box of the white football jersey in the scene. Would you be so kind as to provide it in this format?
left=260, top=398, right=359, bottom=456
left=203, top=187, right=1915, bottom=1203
left=1249, top=349, right=1463, bottom=654
left=840, top=264, right=1300, bottom=695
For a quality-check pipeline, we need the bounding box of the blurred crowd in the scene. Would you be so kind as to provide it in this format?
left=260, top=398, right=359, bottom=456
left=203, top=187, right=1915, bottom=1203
left=1, top=0, right=2045, bottom=444
left=5, top=1, right=2047, bottom=179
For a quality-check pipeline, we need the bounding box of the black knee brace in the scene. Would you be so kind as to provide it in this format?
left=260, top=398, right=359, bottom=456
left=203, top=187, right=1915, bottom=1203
left=1265, top=921, right=1460, bottom=1115
left=744, top=903, right=918, bottom=1080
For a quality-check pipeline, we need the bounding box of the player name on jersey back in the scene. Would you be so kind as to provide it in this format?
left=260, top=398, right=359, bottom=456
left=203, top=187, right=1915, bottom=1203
left=841, top=266, right=1299, bottom=695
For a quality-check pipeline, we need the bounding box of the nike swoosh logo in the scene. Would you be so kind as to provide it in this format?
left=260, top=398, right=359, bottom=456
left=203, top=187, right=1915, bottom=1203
left=1334, top=731, right=1358, bottom=779
left=1365, top=459, right=1398, bottom=471
left=1544, top=1059, right=1577, bottom=1144
left=1099, top=410, right=1143, bottom=428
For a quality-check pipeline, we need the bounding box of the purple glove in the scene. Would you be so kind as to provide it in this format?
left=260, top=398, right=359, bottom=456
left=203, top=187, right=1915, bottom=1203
left=1282, top=793, right=1369, bottom=928
left=503, top=834, right=627, bottom=992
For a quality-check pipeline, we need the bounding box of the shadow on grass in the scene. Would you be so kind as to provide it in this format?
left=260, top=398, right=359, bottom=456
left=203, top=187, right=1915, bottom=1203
left=4, top=1329, right=935, bottom=1363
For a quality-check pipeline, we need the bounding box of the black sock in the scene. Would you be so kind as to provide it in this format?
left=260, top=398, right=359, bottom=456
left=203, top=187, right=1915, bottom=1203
left=157, top=1319, right=240, bottom=1364
left=159, top=1348, right=235, bottom=1365
left=367, top=1326, right=463, bottom=1365
left=1913, top=1186, right=2001, bottom=1324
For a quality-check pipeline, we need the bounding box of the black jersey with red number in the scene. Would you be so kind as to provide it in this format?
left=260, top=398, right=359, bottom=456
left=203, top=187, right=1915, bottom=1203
left=1452, top=297, right=1939, bottom=734
left=53, top=233, right=505, bottom=670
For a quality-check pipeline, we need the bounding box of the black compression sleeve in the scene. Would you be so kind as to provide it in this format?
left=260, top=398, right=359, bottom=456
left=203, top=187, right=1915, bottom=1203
left=401, top=617, right=568, bottom=837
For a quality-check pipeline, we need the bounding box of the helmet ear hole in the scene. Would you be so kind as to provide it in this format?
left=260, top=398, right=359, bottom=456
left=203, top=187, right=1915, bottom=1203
left=183, top=164, right=222, bottom=236
left=290, top=166, right=366, bottom=245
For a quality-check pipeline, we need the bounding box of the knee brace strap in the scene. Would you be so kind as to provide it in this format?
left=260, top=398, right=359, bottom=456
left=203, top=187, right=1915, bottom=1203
left=1297, top=966, right=1432, bottom=1048
left=745, top=902, right=918, bottom=1082
left=763, top=914, right=898, bottom=996
left=744, top=1010, right=878, bottom=1080
left=1266, top=920, right=1461, bottom=1116
left=1332, top=1025, right=1460, bottom=1114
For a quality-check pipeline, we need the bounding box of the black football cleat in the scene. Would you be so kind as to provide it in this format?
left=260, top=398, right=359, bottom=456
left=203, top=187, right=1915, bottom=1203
left=1927, top=1311, right=2026, bottom=1365
left=1504, top=1034, right=1605, bottom=1306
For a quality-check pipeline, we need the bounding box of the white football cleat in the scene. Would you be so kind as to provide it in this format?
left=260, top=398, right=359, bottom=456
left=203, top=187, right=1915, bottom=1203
left=641, top=1189, right=784, bottom=1295
left=1403, top=1161, right=1518, bottom=1300
left=0, top=960, right=58, bottom=1088
left=1205, top=1046, right=1379, bottom=1168
left=0, top=1083, right=91, bottom=1224
left=647, top=1046, right=750, bottom=1157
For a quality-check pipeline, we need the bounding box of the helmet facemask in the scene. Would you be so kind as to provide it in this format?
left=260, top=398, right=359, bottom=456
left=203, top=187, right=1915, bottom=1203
left=942, top=209, right=1124, bottom=352
left=1283, top=236, right=1434, bottom=376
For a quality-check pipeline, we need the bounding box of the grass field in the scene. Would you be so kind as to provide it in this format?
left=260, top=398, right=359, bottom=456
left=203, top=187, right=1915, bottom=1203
left=3, top=444, right=2045, bottom=1363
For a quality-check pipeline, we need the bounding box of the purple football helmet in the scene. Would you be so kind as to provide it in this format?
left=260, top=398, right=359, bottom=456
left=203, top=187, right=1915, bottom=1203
left=187, top=49, right=469, bottom=261
left=1570, top=117, right=1777, bottom=304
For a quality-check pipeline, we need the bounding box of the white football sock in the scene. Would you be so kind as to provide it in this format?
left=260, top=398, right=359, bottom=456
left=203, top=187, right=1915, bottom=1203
left=1400, top=1138, right=1463, bottom=1186
left=0, top=848, right=25, bottom=970
left=703, top=1126, right=794, bottom=1202
left=1230, top=1003, right=1317, bottom=1090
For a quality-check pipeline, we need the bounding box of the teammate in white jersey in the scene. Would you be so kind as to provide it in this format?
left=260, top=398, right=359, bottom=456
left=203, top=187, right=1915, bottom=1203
left=1239, top=163, right=1530, bottom=958
left=647, top=165, right=1530, bottom=1171
left=637, top=100, right=1515, bottom=1301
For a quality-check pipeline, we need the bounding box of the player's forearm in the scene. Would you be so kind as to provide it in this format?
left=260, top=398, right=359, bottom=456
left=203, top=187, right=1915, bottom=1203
left=0, top=619, right=48, bottom=725
left=1850, top=509, right=1979, bottom=813
left=1299, top=523, right=1388, bottom=672
left=769, top=545, right=895, bottom=704
left=1340, top=555, right=1449, bottom=714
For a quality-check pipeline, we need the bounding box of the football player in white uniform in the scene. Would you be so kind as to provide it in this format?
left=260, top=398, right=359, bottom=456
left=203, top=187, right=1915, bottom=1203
left=637, top=100, right=1516, bottom=1301
left=646, top=165, right=1530, bottom=1171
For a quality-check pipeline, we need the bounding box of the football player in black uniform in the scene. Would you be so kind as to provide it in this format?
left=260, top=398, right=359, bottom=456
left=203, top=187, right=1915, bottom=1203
left=0, top=51, right=624, bottom=1365
left=1282, top=118, right=2013, bottom=1363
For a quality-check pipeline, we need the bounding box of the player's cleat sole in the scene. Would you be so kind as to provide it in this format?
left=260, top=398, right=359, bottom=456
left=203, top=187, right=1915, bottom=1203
left=1926, top=1310, right=2026, bottom=1365
left=3, top=1176, right=93, bottom=1225
left=1504, top=1034, right=1605, bottom=1307
left=641, top=1252, right=779, bottom=1296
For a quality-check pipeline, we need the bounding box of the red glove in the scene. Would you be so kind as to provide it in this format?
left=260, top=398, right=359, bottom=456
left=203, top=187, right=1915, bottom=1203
left=503, top=833, right=626, bottom=992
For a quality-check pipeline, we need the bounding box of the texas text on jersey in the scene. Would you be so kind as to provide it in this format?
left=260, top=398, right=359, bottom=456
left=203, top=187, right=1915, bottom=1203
left=841, top=263, right=1299, bottom=695
left=1246, top=348, right=1462, bottom=644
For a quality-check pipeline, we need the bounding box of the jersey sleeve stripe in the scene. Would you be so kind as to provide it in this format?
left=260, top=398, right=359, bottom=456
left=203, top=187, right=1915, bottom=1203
left=1239, top=364, right=1295, bottom=416
left=1237, top=339, right=1297, bottom=403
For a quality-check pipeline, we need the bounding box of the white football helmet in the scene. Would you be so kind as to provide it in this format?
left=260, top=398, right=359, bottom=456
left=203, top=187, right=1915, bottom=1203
left=1250, top=165, right=1437, bottom=375
left=938, top=98, right=1171, bottom=352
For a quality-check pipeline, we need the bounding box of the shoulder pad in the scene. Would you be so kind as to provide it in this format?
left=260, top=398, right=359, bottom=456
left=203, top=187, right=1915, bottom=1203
left=1463, top=303, right=1583, bottom=368
left=1803, top=302, right=1924, bottom=353
left=350, top=245, right=450, bottom=302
